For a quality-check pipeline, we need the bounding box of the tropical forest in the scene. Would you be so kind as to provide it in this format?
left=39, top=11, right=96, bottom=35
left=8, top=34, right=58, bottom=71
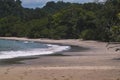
left=0, top=0, right=120, bottom=42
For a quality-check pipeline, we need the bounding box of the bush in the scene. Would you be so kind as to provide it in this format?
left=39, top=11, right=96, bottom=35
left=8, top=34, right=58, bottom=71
left=81, top=29, right=95, bottom=40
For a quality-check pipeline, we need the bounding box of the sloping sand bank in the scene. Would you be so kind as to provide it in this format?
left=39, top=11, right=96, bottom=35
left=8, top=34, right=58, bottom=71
left=0, top=37, right=120, bottom=80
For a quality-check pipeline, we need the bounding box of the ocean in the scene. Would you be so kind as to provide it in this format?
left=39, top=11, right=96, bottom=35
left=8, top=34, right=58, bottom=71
left=0, top=39, right=71, bottom=59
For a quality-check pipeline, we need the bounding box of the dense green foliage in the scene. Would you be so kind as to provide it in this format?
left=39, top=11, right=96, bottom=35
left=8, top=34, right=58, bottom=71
left=0, top=0, right=120, bottom=41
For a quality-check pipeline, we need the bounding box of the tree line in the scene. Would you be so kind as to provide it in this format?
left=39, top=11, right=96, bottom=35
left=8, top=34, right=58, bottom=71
left=0, top=0, right=119, bottom=42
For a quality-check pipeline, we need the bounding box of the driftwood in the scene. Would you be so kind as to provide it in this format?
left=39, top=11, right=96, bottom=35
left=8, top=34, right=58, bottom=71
left=106, top=42, right=120, bottom=52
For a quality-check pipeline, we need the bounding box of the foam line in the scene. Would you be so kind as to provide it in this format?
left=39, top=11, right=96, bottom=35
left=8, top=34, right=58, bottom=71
left=0, top=44, right=71, bottom=59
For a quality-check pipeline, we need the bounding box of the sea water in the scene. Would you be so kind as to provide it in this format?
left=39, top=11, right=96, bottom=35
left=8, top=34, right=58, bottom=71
left=0, top=39, right=71, bottom=59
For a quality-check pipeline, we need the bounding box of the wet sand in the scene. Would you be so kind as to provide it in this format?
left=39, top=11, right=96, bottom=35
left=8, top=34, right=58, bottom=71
left=0, top=37, right=120, bottom=80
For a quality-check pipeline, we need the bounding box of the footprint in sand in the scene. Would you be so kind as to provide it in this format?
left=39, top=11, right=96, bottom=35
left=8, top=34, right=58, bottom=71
left=19, top=71, right=27, bottom=80
left=53, top=78, right=57, bottom=80
left=4, top=67, right=14, bottom=75
left=19, top=76, right=24, bottom=80
left=23, top=71, right=28, bottom=76
left=19, top=67, right=33, bottom=80
left=61, top=75, right=65, bottom=78
left=65, top=78, right=70, bottom=80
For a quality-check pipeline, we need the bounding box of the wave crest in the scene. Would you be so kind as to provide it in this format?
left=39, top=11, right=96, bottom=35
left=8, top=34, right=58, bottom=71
left=0, top=44, right=71, bottom=59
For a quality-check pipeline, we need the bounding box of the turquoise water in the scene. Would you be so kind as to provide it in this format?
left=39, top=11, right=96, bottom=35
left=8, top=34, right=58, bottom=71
left=0, top=39, right=71, bottom=59
left=0, top=39, right=48, bottom=51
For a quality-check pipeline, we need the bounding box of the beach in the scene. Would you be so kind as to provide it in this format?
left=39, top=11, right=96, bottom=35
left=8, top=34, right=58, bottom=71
left=0, top=37, right=120, bottom=80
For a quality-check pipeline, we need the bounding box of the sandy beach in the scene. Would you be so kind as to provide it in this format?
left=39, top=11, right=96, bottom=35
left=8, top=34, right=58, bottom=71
left=0, top=37, right=120, bottom=80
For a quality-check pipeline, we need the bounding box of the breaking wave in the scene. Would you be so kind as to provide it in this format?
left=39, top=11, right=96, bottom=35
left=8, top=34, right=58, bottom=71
left=0, top=43, right=71, bottom=59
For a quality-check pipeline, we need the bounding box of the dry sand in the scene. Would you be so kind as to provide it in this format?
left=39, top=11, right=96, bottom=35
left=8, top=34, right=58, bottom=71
left=0, top=37, right=120, bottom=80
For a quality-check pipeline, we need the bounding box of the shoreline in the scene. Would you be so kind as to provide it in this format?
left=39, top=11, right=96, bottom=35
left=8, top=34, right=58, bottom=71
left=0, top=37, right=90, bottom=66
left=0, top=37, right=119, bottom=66
left=0, top=37, right=102, bottom=46
left=0, top=37, right=120, bottom=80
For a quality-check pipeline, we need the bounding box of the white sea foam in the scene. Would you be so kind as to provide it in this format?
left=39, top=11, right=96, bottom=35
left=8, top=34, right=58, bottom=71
left=24, top=41, right=29, bottom=43
left=23, top=41, right=34, bottom=44
left=0, top=44, right=71, bottom=59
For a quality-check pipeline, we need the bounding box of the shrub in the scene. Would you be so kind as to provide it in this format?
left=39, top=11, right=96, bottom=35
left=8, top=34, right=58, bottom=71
left=81, top=29, right=95, bottom=40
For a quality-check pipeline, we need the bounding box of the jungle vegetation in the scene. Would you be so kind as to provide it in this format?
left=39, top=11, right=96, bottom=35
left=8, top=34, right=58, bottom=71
left=0, top=0, right=120, bottom=42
